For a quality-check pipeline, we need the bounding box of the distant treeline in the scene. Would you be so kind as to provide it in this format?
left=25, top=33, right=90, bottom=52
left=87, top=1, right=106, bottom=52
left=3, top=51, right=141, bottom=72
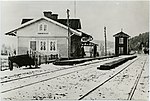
left=129, top=32, right=149, bottom=51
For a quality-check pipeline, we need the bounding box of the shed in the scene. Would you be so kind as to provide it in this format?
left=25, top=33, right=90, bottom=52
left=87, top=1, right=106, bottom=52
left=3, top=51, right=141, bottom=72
left=113, top=30, right=130, bottom=55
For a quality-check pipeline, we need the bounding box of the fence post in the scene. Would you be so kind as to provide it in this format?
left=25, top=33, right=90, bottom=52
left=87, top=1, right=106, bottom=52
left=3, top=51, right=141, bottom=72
left=0, top=58, right=2, bottom=71
left=56, top=54, right=58, bottom=59
left=51, top=54, right=52, bottom=60
left=35, top=55, right=38, bottom=68
left=45, top=55, right=47, bottom=64
left=39, top=55, right=41, bottom=65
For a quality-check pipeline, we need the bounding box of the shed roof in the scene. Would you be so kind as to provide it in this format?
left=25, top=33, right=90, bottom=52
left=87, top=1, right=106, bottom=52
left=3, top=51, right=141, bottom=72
left=113, top=31, right=130, bottom=38
left=76, top=29, right=93, bottom=42
left=56, top=19, right=81, bottom=29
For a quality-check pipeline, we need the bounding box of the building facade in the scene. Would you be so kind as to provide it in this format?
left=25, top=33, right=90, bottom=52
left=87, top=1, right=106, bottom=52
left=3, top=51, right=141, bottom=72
left=5, top=11, right=95, bottom=59
left=113, top=31, right=130, bottom=56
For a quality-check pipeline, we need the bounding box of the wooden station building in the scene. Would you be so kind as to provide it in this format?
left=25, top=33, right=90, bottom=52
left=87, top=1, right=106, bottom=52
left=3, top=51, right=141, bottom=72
left=5, top=11, right=97, bottom=61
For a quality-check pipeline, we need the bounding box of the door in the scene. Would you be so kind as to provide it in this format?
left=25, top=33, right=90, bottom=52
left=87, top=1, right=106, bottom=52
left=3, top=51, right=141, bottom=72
left=119, top=47, right=124, bottom=55
left=30, top=41, right=36, bottom=51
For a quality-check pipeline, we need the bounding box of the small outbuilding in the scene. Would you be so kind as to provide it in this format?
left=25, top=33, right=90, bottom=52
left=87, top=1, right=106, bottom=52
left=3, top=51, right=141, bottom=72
left=113, top=30, right=130, bottom=56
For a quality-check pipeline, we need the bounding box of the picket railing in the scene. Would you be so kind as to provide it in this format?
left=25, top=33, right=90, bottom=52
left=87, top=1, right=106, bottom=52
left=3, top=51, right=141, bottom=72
left=7, top=49, right=59, bottom=71
left=28, top=49, right=59, bottom=66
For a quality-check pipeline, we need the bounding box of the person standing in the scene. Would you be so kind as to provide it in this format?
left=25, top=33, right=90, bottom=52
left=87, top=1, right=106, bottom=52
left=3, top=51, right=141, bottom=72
left=81, top=46, right=85, bottom=58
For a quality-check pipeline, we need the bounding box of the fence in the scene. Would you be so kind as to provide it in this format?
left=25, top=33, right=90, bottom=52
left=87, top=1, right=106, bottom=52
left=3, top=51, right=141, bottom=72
left=0, top=56, right=9, bottom=71
left=28, top=49, right=59, bottom=65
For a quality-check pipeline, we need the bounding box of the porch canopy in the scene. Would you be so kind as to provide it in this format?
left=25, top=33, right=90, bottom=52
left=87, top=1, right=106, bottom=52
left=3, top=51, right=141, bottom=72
left=82, top=41, right=98, bottom=46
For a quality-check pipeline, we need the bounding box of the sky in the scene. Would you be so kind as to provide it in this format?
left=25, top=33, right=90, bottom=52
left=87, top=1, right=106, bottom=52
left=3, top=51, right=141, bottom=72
left=0, top=0, right=149, bottom=47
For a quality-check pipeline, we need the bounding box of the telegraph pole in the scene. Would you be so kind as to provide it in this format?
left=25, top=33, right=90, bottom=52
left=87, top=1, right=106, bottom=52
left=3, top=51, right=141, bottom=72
left=74, top=0, right=76, bottom=18
left=104, top=26, right=107, bottom=56
left=67, top=9, right=70, bottom=59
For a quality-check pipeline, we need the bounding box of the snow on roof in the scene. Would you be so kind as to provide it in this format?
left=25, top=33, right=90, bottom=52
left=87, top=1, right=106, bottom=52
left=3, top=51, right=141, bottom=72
left=113, top=31, right=130, bottom=38
left=5, top=17, right=82, bottom=36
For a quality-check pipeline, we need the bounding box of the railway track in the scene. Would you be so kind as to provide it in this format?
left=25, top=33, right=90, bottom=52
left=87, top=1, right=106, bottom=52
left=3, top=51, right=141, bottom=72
left=78, top=57, right=140, bottom=100
left=1, top=56, right=120, bottom=94
left=1, top=57, right=119, bottom=84
left=127, top=57, right=147, bottom=100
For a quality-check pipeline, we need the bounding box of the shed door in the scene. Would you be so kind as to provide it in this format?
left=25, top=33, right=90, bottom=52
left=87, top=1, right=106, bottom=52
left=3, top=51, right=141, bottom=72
left=119, top=47, right=124, bottom=54
left=30, top=41, right=36, bottom=51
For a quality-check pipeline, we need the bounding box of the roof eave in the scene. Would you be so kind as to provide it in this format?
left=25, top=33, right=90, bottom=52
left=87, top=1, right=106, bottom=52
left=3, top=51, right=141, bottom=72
left=113, top=34, right=130, bottom=38
left=5, top=31, right=17, bottom=36
left=113, top=31, right=130, bottom=38
left=4, top=17, right=82, bottom=37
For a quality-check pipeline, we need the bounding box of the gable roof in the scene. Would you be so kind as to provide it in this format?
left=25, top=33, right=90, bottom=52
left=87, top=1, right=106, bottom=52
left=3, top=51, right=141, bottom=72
left=113, top=31, right=130, bottom=38
left=5, top=17, right=82, bottom=36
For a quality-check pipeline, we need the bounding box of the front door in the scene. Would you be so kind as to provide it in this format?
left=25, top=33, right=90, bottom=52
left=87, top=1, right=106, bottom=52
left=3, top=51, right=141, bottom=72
left=119, top=47, right=124, bottom=55
left=30, top=41, right=36, bottom=51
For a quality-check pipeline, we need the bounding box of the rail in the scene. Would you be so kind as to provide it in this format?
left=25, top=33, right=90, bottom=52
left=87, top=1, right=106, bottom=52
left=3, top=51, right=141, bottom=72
left=127, top=57, right=147, bottom=100
left=78, top=56, right=139, bottom=100
left=1, top=56, right=117, bottom=93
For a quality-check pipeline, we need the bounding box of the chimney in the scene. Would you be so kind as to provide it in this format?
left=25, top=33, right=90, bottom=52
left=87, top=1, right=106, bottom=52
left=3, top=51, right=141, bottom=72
left=43, top=11, right=52, bottom=19
left=51, top=14, right=58, bottom=20
left=43, top=11, right=58, bottom=20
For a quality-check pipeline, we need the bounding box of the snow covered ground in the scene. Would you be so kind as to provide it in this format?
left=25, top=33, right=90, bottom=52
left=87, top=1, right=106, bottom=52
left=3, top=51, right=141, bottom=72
left=132, top=55, right=149, bottom=100
left=0, top=57, right=118, bottom=82
left=0, top=54, right=149, bottom=101
left=83, top=55, right=149, bottom=100
left=0, top=63, right=72, bottom=82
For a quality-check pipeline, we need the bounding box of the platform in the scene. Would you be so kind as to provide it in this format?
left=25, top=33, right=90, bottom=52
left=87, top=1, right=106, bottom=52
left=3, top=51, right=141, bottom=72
left=53, top=55, right=116, bottom=65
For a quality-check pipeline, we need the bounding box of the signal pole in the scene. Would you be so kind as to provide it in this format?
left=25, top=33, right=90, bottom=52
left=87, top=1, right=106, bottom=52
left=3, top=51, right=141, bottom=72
left=67, top=9, right=70, bottom=59
left=104, top=26, right=107, bottom=56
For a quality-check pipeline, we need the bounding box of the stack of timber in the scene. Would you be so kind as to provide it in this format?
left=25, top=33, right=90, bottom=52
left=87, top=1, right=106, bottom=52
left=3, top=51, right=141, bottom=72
left=97, top=55, right=137, bottom=70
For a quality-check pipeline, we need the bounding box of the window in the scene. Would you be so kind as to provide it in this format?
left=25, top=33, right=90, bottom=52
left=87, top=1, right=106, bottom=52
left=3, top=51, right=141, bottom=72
left=38, top=23, right=48, bottom=32
left=39, top=40, right=47, bottom=51
left=39, top=24, right=43, bottom=31
left=49, top=40, right=57, bottom=52
left=119, top=38, right=124, bottom=44
left=44, top=25, right=47, bottom=31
